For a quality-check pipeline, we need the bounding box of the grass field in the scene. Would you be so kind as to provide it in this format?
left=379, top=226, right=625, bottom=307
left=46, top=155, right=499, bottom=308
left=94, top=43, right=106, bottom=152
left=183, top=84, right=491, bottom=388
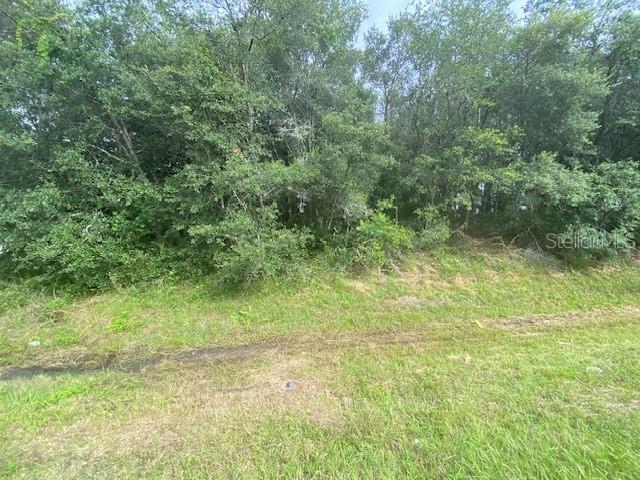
left=1, top=244, right=639, bottom=478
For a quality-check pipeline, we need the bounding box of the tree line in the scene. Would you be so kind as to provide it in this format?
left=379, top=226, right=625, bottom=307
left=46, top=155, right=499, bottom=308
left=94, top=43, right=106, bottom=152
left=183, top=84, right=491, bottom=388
left=1, top=0, right=639, bottom=289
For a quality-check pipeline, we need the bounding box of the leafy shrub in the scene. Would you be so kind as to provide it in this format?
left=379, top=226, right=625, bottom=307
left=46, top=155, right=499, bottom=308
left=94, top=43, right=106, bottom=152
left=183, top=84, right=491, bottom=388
left=214, top=227, right=311, bottom=286
left=188, top=206, right=312, bottom=286
left=415, top=206, right=451, bottom=247
left=552, top=225, right=636, bottom=261
left=0, top=152, right=165, bottom=291
left=494, top=155, right=640, bottom=258
left=592, top=162, right=640, bottom=243
left=345, top=199, right=414, bottom=269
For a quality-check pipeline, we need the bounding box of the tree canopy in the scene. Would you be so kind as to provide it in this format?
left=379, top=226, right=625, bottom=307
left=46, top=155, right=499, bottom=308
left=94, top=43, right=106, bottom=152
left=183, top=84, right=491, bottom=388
left=1, top=0, right=639, bottom=290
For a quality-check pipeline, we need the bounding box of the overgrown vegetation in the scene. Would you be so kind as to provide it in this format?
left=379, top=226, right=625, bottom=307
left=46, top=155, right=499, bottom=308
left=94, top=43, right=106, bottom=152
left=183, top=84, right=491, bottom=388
left=1, top=0, right=640, bottom=290
left=1, top=247, right=639, bottom=478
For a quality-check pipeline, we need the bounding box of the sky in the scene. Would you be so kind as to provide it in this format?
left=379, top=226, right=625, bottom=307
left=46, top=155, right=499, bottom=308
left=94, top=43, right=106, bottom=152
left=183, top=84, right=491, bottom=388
left=359, top=0, right=528, bottom=45
left=361, top=0, right=411, bottom=35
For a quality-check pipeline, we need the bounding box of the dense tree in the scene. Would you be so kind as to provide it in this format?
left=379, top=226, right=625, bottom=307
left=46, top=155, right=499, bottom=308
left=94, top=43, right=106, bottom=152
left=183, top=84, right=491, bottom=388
left=1, top=0, right=639, bottom=290
left=598, top=11, right=640, bottom=162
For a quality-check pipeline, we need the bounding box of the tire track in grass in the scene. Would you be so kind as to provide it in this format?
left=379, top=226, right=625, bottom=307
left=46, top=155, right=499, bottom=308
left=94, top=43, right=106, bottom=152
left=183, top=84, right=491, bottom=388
left=2, top=305, right=639, bottom=381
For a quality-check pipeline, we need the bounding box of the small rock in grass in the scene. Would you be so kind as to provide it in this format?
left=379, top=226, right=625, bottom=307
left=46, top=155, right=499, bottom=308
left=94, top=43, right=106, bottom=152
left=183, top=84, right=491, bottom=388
left=585, top=366, right=604, bottom=374
left=284, top=380, right=294, bottom=390
left=28, top=340, right=40, bottom=348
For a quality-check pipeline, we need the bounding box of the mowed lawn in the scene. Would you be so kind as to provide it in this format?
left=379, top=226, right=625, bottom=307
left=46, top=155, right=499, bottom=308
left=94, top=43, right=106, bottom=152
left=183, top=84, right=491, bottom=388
left=1, top=246, right=639, bottom=479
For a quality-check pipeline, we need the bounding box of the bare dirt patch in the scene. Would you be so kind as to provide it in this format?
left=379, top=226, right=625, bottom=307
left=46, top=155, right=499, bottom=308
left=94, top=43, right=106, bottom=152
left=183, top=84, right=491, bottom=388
left=397, top=264, right=439, bottom=287
left=606, top=398, right=640, bottom=413
left=345, top=279, right=373, bottom=293
left=382, top=295, right=452, bottom=310
left=447, top=353, right=472, bottom=363
left=0, top=343, right=273, bottom=381
left=386, top=295, right=429, bottom=309
left=490, top=305, right=640, bottom=329
left=452, top=275, right=470, bottom=287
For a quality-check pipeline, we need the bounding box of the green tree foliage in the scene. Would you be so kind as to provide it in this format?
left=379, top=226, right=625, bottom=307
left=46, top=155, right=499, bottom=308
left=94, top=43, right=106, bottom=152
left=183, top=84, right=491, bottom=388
left=1, top=0, right=639, bottom=290
left=367, top=0, right=640, bottom=258
left=598, top=12, right=640, bottom=162
left=502, top=7, right=608, bottom=162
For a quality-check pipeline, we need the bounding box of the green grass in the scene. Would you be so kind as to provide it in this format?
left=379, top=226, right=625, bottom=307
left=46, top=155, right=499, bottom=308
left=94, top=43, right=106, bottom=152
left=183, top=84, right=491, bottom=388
left=1, top=245, right=639, bottom=478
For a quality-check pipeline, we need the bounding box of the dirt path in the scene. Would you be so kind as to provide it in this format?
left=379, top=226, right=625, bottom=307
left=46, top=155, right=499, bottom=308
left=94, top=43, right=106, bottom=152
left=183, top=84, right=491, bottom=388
left=0, top=332, right=425, bottom=381
left=2, top=305, right=638, bottom=381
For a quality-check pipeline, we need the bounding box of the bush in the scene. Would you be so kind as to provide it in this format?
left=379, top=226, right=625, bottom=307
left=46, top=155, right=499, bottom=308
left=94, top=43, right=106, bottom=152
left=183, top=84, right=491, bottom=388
left=552, top=225, right=636, bottom=261
left=344, top=199, right=414, bottom=269
left=415, top=206, right=451, bottom=247
left=494, top=154, right=640, bottom=258
left=215, top=227, right=311, bottom=286
left=187, top=206, right=312, bottom=286
left=0, top=151, right=165, bottom=291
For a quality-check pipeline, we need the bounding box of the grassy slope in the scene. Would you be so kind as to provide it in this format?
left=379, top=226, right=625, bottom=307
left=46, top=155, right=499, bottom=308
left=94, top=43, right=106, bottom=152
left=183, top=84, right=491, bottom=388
left=1, top=245, right=639, bottom=478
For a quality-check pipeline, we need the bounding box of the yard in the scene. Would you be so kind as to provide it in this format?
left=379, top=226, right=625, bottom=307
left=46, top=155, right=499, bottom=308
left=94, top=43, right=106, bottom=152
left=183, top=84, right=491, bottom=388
left=1, top=246, right=639, bottom=478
